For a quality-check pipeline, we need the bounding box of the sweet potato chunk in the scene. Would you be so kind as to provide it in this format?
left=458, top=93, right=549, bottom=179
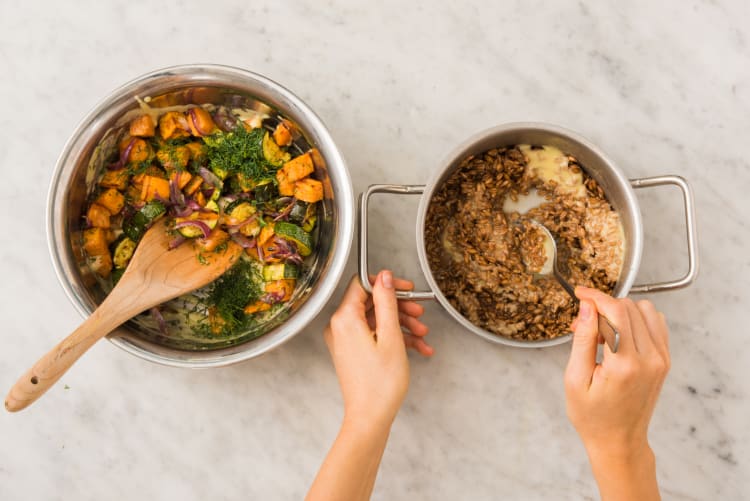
left=183, top=176, right=203, bottom=196
left=87, top=203, right=111, bottom=228
left=140, top=176, right=170, bottom=202
left=95, top=188, right=125, bottom=215
left=280, top=152, right=314, bottom=183
left=83, top=227, right=110, bottom=256
left=195, top=229, right=229, bottom=252
left=276, top=170, right=296, bottom=196
left=99, top=169, right=129, bottom=190
left=186, top=107, right=219, bottom=136
left=273, top=123, right=292, bottom=146
left=265, top=279, right=295, bottom=302
left=156, top=145, right=190, bottom=170
left=159, top=111, right=190, bottom=140
left=129, top=115, right=156, bottom=137
left=293, top=178, right=324, bottom=203
left=258, top=222, right=275, bottom=246
left=243, top=300, right=271, bottom=314
left=170, top=170, right=193, bottom=190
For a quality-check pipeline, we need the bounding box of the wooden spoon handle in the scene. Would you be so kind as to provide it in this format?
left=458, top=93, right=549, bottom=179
left=4, top=309, right=122, bottom=412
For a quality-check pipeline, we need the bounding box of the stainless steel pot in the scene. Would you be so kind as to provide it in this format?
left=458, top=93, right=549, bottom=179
left=48, top=64, right=354, bottom=367
left=359, top=122, right=698, bottom=348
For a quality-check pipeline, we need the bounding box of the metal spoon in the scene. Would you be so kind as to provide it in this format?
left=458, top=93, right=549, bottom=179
left=528, top=221, right=621, bottom=353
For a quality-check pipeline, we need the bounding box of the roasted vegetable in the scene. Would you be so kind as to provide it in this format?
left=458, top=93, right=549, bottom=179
left=293, top=178, right=324, bottom=203
left=262, top=132, right=291, bottom=166
left=262, top=263, right=299, bottom=281
left=254, top=180, right=277, bottom=202
left=273, top=122, right=292, bottom=147
left=95, top=188, right=125, bottom=215
left=288, top=200, right=309, bottom=225
left=122, top=200, right=166, bottom=242
left=279, top=152, right=314, bottom=183
left=112, top=236, right=136, bottom=269
left=129, top=115, right=156, bottom=137
left=274, top=222, right=312, bottom=256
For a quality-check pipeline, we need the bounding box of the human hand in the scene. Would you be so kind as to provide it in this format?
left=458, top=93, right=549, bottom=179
left=324, top=270, right=433, bottom=428
left=564, top=287, right=669, bottom=500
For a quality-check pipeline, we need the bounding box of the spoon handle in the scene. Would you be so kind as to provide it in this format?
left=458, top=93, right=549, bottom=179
left=4, top=279, right=143, bottom=412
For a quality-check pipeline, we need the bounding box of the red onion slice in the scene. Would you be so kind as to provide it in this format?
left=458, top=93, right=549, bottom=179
left=173, top=220, right=211, bottom=239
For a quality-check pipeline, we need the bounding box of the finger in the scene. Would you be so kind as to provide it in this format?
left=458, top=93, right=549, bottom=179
left=366, top=299, right=424, bottom=318
left=368, top=273, right=415, bottom=291
left=658, top=312, right=670, bottom=353
left=399, top=313, right=429, bottom=336
left=564, top=299, right=599, bottom=390
left=372, top=270, right=403, bottom=349
left=404, top=332, right=435, bottom=356
left=340, top=275, right=370, bottom=315
left=575, top=287, right=634, bottom=354
left=624, top=298, right=653, bottom=354
left=397, top=301, right=425, bottom=318
left=636, top=300, right=670, bottom=363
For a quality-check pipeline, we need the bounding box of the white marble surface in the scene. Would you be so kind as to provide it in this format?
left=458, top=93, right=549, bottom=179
left=1, top=1, right=748, bottom=499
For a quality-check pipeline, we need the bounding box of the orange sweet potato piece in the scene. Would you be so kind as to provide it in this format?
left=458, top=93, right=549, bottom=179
left=183, top=175, right=203, bottom=196
left=293, top=178, right=324, bottom=203
left=158, top=111, right=190, bottom=140
left=170, top=170, right=193, bottom=190
left=273, top=123, right=292, bottom=146
left=280, top=152, right=314, bottom=183
left=87, top=203, right=111, bottom=228
left=129, top=115, right=156, bottom=137
left=195, top=229, right=230, bottom=252
left=185, top=142, right=206, bottom=161
left=157, top=145, right=190, bottom=170
left=259, top=238, right=282, bottom=263
left=186, top=107, right=219, bottom=136
left=95, top=188, right=125, bottom=215
left=140, top=176, right=170, bottom=202
left=119, top=137, right=151, bottom=163
left=275, top=170, right=295, bottom=196
left=258, top=222, right=275, bottom=246
left=264, top=279, right=295, bottom=302
left=243, top=300, right=271, bottom=314
left=83, top=227, right=110, bottom=256
left=99, top=169, right=129, bottom=190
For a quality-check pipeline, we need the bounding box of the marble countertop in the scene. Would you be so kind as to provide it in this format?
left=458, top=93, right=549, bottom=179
left=1, top=1, right=748, bottom=499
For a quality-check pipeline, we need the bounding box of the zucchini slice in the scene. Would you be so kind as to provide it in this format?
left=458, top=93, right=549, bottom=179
left=274, top=221, right=313, bottom=256
left=112, top=236, right=137, bottom=269
left=262, top=263, right=299, bottom=281
left=122, top=200, right=166, bottom=242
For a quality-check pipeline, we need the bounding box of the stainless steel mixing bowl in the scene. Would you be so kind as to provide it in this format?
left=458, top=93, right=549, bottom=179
left=359, top=122, right=698, bottom=348
left=48, top=64, right=354, bottom=367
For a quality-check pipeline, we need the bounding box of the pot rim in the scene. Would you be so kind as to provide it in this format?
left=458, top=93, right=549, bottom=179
left=46, top=63, right=354, bottom=367
left=414, top=121, right=643, bottom=348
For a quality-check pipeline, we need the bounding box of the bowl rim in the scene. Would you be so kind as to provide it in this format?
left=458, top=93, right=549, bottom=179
left=46, top=63, right=354, bottom=367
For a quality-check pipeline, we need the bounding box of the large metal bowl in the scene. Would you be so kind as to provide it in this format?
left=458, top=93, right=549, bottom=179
left=359, top=122, right=698, bottom=348
left=48, top=64, right=354, bottom=367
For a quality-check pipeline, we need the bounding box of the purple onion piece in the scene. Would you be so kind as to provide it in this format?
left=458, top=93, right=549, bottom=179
left=230, top=233, right=257, bottom=249
left=226, top=214, right=258, bottom=231
left=168, top=235, right=187, bottom=249
left=199, top=167, right=223, bottom=191
left=260, top=291, right=285, bottom=305
left=273, top=198, right=297, bottom=222
left=212, top=108, right=238, bottom=132
left=173, top=220, right=211, bottom=239
left=150, top=307, right=169, bottom=335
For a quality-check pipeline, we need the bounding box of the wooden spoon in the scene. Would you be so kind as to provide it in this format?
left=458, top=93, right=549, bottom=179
left=5, top=219, right=242, bottom=412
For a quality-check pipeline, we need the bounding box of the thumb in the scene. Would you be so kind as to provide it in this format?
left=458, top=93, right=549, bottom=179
left=565, top=300, right=598, bottom=390
left=372, top=270, right=402, bottom=349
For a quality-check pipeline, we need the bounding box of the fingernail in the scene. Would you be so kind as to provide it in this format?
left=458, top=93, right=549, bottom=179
left=578, top=301, right=591, bottom=321
left=382, top=270, right=394, bottom=289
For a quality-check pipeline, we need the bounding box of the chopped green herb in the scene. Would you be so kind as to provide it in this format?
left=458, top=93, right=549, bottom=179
left=205, top=260, right=262, bottom=334
left=204, top=127, right=274, bottom=182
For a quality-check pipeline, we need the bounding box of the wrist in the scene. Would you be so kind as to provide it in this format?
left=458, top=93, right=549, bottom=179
left=586, top=439, right=655, bottom=481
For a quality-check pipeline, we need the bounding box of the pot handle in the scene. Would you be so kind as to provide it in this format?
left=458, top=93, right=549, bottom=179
left=358, top=184, right=435, bottom=300
left=629, top=175, right=699, bottom=293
